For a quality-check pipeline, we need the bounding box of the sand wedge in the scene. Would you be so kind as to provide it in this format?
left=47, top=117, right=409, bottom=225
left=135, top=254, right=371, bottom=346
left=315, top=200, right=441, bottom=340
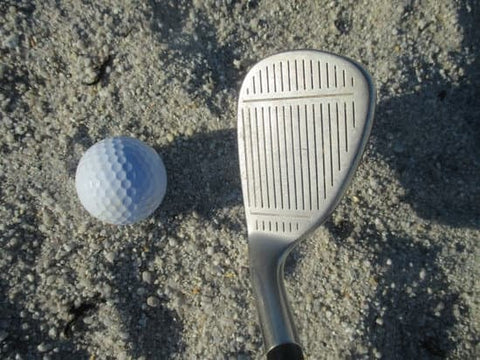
left=237, top=50, right=375, bottom=359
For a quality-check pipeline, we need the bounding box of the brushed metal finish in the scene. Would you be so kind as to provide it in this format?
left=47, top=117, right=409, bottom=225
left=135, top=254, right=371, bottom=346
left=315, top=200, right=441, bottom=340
left=238, top=50, right=375, bottom=354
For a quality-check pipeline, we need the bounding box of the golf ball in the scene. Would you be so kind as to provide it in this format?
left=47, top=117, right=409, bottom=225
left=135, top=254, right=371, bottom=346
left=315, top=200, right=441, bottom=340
left=75, top=136, right=167, bottom=225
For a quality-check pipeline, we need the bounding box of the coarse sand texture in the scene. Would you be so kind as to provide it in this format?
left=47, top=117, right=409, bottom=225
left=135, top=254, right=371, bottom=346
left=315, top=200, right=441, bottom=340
left=0, top=0, right=479, bottom=359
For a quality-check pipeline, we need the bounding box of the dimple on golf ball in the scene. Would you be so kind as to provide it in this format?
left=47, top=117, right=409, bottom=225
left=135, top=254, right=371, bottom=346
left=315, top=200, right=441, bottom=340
left=75, top=136, right=167, bottom=225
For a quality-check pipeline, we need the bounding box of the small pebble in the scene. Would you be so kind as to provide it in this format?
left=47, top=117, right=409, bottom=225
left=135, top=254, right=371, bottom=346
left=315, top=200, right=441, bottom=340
left=236, top=335, right=245, bottom=343
left=142, top=271, right=152, bottom=284
left=3, top=34, right=20, bottom=49
left=147, top=296, right=160, bottom=307
left=37, top=342, right=52, bottom=353
left=0, top=330, right=8, bottom=342
left=47, top=328, right=57, bottom=339
left=137, top=287, right=146, bottom=296
left=105, top=252, right=115, bottom=263
left=166, top=133, right=174, bottom=142
left=419, top=268, right=426, bottom=280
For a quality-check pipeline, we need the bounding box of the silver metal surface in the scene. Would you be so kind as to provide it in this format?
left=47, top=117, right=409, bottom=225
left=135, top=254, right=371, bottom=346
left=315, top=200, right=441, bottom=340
left=237, top=50, right=375, bottom=353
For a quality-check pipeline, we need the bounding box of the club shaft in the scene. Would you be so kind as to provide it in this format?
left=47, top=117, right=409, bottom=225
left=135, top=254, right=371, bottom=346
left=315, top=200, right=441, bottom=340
left=249, top=234, right=302, bottom=354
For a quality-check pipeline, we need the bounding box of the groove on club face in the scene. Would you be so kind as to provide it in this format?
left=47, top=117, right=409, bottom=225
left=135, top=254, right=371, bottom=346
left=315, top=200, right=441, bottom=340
left=238, top=50, right=375, bottom=356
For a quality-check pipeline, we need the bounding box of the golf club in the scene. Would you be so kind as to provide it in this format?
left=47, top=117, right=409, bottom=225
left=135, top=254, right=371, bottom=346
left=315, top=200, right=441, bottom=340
left=237, top=50, right=375, bottom=359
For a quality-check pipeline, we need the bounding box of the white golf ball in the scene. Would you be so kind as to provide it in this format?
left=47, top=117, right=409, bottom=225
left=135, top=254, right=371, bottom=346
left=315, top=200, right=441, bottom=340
left=75, top=136, right=167, bottom=225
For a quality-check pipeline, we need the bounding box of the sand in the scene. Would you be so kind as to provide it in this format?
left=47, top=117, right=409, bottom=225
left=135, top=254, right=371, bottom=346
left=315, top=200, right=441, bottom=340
left=1, top=0, right=479, bottom=359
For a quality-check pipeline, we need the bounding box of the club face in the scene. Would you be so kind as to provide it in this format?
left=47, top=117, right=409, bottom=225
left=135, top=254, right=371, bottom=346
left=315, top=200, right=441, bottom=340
left=238, top=50, right=375, bottom=245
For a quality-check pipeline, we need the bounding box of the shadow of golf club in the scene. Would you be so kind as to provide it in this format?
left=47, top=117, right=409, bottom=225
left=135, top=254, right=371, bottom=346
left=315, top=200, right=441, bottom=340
left=327, top=220, right=462, bottom=359
left=369, top=72, right=480, bottom=229
left=330, top=3, right=478, bottom=357
left=368, top=1, right=480, bottom=230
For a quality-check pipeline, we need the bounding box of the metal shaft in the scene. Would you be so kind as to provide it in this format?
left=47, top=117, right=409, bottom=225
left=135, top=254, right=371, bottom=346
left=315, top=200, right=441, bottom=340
left=249, top=234, right=300, bottom=352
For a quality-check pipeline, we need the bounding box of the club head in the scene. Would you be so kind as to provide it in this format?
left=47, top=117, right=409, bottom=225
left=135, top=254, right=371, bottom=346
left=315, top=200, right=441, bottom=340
left=237, top=50, right=375, bottom=359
